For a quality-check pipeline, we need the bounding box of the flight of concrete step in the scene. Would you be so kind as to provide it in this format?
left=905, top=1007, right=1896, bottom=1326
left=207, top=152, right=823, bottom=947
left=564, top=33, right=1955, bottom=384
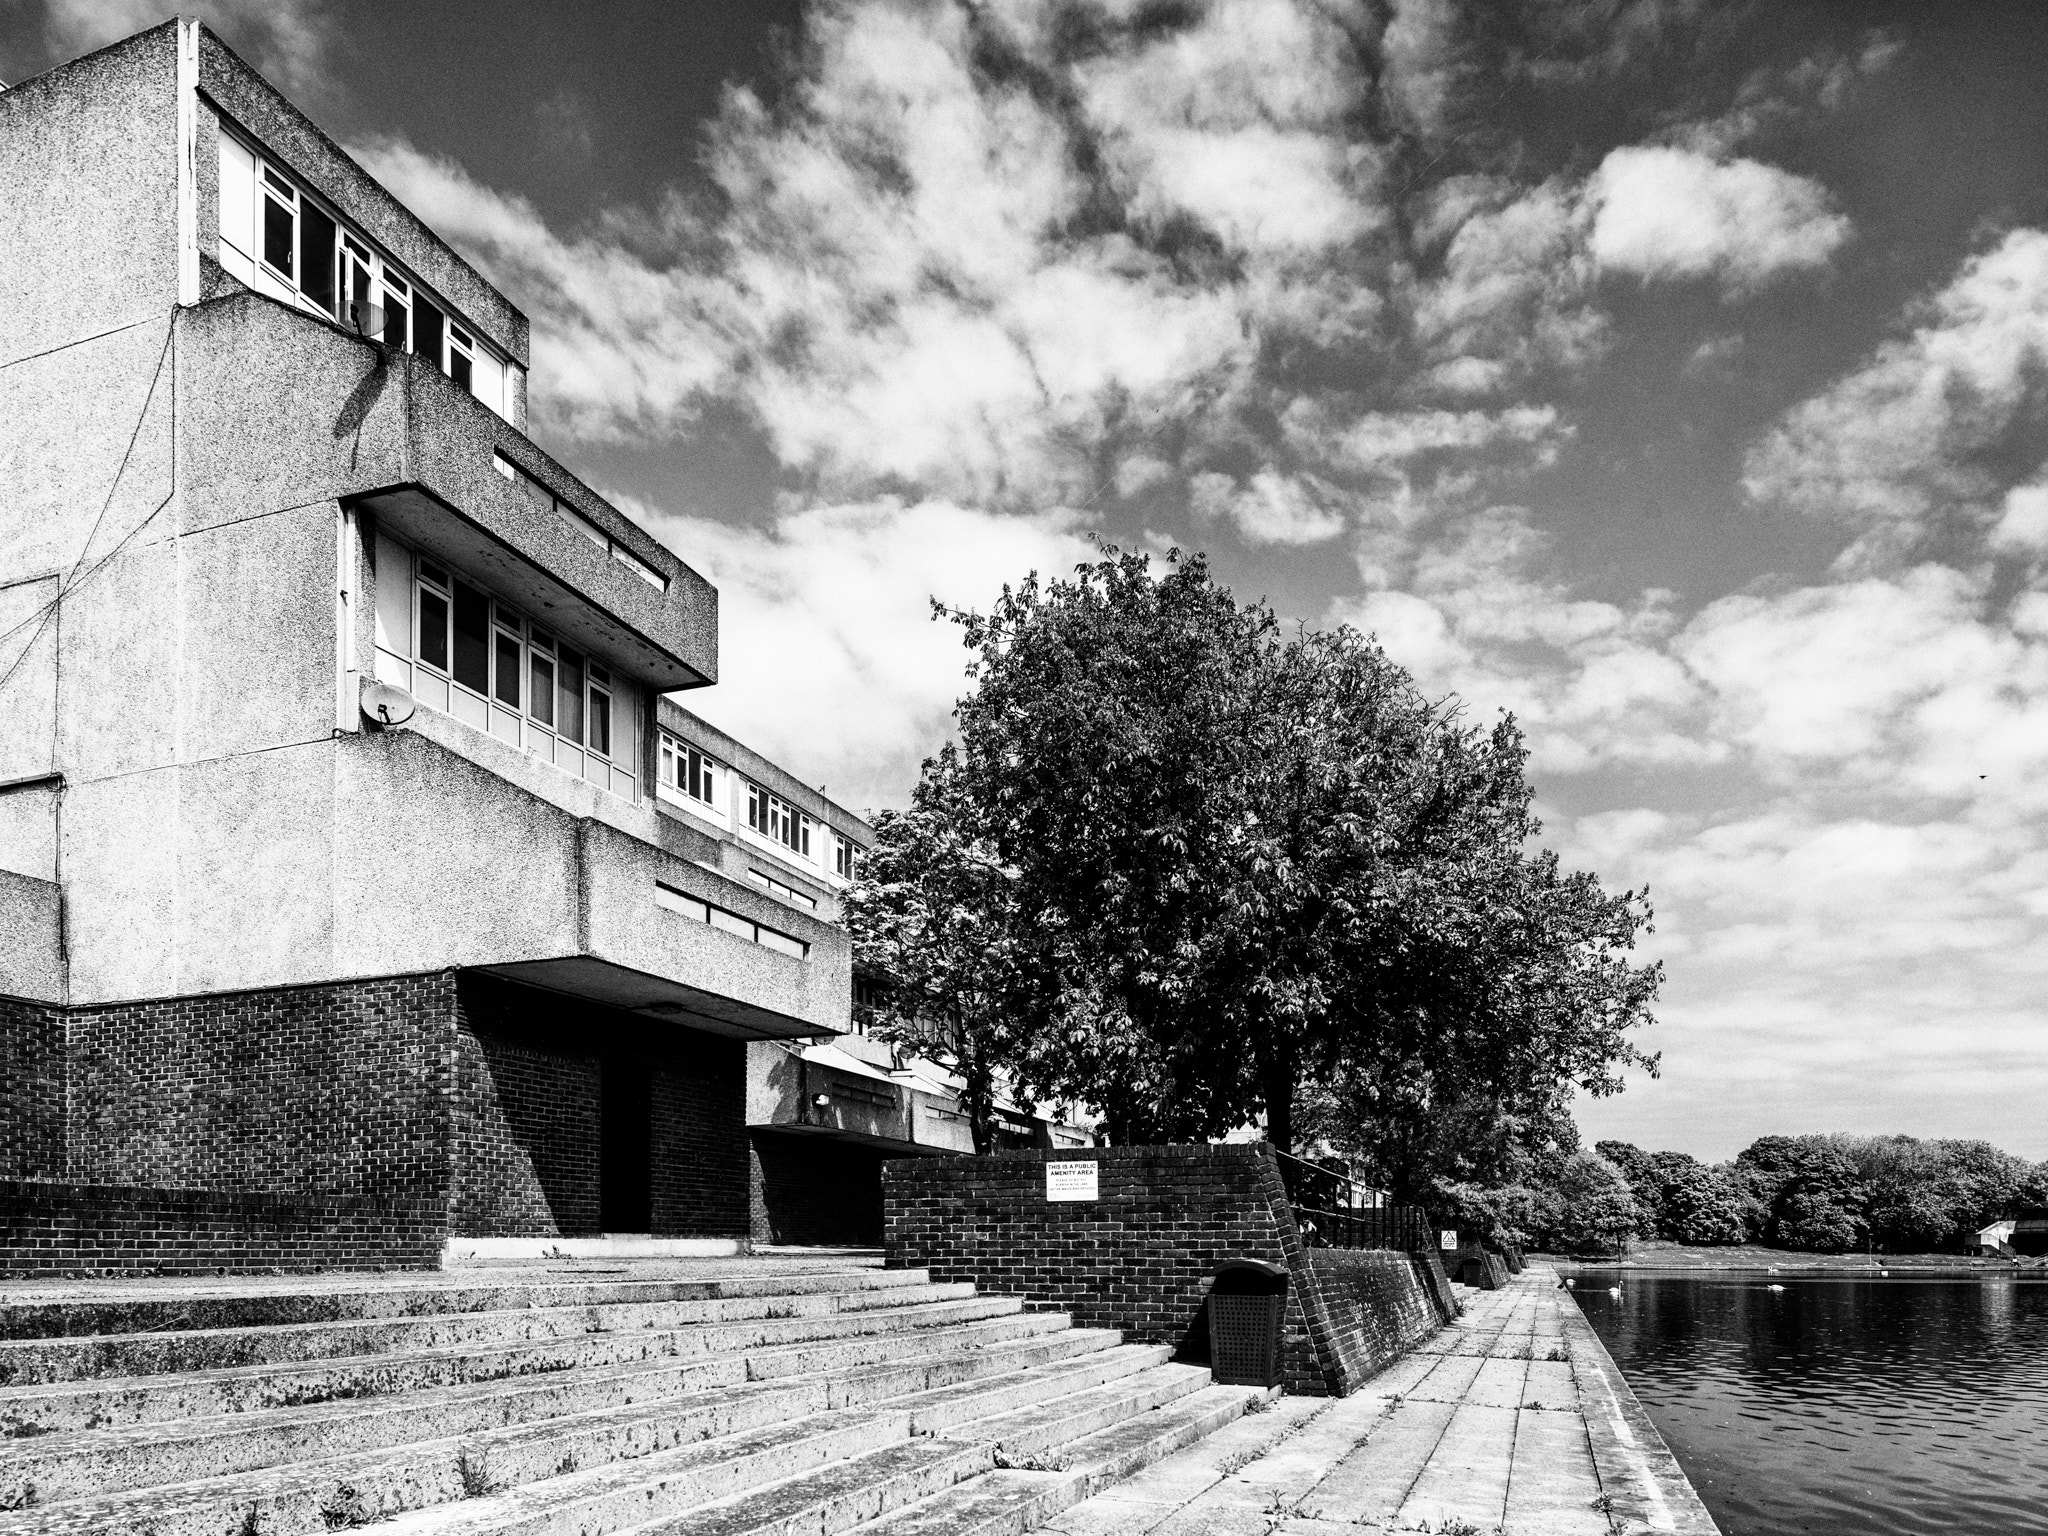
left=0, top=1254, right=1266, bottom=1536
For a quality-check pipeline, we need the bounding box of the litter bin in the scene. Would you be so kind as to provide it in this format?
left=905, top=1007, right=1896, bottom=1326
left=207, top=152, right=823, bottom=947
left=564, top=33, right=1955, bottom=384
left=1208, top=1258, right=1288, bottom=1387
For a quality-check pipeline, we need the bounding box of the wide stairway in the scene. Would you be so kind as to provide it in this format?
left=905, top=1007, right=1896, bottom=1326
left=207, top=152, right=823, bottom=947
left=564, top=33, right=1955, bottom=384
left=0, top=1254, right=1263, bottom=1535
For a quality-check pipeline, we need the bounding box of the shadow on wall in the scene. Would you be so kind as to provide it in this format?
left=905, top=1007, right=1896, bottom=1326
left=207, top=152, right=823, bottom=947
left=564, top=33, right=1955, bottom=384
left=453, top=1025, right=600, bottom=1238
left=750, top=1129, right=889, bottom=1246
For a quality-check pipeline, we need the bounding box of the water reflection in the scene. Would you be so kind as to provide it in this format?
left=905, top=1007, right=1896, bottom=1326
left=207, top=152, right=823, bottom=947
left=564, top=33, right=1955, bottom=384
left=1574, top=1272, right=2048, bottom=1536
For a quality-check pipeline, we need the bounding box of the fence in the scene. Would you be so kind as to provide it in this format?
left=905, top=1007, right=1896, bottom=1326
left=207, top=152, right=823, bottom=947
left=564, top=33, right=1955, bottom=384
left=1273, top=1149, right=1434, bottom=1252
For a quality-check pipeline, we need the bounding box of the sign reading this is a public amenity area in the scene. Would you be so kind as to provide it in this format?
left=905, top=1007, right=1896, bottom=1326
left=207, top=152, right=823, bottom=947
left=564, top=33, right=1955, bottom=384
left=1046, top=1161, right=1100, bottom=1201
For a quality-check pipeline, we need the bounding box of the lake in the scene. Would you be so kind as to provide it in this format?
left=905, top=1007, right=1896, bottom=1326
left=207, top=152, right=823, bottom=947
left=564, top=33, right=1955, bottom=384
left=1570, top=1269, right=2048, bottom=1536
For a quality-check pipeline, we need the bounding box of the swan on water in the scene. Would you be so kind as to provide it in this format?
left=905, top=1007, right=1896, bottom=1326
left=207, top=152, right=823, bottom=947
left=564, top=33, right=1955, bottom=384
left=1767, top=1283, right=1786, bottom=1292
left=1607, top=1286, right=1622, bottom=1297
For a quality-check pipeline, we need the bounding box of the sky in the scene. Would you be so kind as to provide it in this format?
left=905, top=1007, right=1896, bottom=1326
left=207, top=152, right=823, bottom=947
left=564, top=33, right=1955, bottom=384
left=9, top=0, right=2048, bottom=1162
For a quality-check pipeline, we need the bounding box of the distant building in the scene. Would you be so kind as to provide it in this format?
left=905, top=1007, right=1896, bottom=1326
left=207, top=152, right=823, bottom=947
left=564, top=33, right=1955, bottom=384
left=0, top=19, right=1073, bottom=1269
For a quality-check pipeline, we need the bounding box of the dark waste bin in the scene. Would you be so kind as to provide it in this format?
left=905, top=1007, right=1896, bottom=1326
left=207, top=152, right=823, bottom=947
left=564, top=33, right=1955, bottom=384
left=1209, top=1258, right=1288, bottom=1388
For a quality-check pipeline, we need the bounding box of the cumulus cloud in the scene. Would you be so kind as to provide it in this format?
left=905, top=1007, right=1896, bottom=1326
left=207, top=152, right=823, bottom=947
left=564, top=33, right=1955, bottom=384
left=1745, top=228, right=2048, bottom=557
left=1587, top=145, right=1851, bottom=296
left=625, top=497, right=1097, bottom=809
left=1189, top=470, right=1347, bottom=546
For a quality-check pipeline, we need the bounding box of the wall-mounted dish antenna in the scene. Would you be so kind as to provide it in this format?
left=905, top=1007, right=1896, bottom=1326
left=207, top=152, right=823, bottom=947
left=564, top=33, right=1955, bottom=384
left=348, top=299, right=387, bottom=341
left=360, top=680, right=415, bottom=729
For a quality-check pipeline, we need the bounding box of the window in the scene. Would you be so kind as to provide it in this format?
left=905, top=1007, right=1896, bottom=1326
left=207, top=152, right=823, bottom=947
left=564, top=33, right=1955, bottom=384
left=746, top=868, right=819, bottom=911
left=216, top=131, right=522, bottom=423
left=371, top=530, right=638, bottom=801
left=656, top=883, right=808, bottom=959
left=835, top=836, right=858, bottom=880
left=490, top=454, right=671, bottom=593
left=746, top=783, right=813, bottom=860
left=659, top=733, right=720, bottom=809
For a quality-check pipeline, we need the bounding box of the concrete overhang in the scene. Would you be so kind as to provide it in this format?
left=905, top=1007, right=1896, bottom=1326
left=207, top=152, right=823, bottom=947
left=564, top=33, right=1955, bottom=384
left=750, top=1121, right=955, bottom=1156
left=351, top=482, right=708, bottom=691
left=477, top=955, right=830, bottom=1042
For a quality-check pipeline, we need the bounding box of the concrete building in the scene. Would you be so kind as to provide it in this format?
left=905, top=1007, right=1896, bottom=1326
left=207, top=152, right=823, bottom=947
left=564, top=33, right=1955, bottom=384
left=0, top=19, right=1074, bottom=1269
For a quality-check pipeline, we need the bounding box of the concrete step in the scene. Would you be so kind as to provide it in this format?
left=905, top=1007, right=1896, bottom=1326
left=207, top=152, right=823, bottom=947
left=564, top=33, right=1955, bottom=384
left=0, top=1297, right=1041, bottom=1434
left=888, top=1343, right=1175, bottom=1435
left=944, top=1363, right=1211, bottom=1460
left=0, top=1282, right=980, bottom=1386
left=848, top=1384, right=1271, bottom=1536
left=0, top=1406, right=910, bottom=1536
left=618, top=1437, right=997, bottom=1536
left=0, top=1326, right=1128, bottom=1498
left=0, top=1267, right=920, bottom=1342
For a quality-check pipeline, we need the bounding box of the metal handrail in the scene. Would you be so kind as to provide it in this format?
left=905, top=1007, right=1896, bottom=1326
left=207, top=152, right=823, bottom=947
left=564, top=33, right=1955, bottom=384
left=1271, top=1146, right=1432, bottom=1252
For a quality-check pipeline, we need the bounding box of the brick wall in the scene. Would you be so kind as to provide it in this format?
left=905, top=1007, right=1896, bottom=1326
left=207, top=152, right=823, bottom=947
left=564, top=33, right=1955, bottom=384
left=651, top=1047, right=748, bottom=1238
left=1298, top=1249, right=1450, bottom=1384
left=66, top=974, right=458, bottom=1199
left=0, top=996, right=64, bottom=1181
left=0, top=1179, right=441, bottom=1274
left=749, top=1130, right=890, bottom=1246
left=883, top=1143, right=1444, bottom=1396
left=450, top=1024, right=600, bottom=1237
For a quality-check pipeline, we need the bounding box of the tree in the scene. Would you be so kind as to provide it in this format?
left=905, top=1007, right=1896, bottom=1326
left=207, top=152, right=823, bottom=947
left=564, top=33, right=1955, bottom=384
left=1597, top=1141, right=1662, bottom=1234
left=1554, top=1150, right=1638, bottom=1255
left=1736, top=1136, right=1865, bottom=1252
left=840, top=746, right=1030, bottom=1154
left=855, top=544, right=1660, bottom=1163
left=1653, top=1156, right=1751, bottom=1245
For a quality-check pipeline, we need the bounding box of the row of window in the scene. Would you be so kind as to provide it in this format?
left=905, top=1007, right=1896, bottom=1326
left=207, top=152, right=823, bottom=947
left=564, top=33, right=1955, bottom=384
left=656, top=730, right=861, bottom=886
left=218, top=130, right=516, bottom=422
left=492, top=455, right=667, bottom=592
left=655, top=883, right=808, bottom=959
left=373, top=530, right=638, bottom=801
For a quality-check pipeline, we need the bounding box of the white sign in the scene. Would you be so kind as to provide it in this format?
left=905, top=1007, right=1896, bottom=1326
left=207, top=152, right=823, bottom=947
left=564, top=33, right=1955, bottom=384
left=1046, top=1161, right=1100, bottom=1202
left=1439, top=1230, right=1459, bottom=1251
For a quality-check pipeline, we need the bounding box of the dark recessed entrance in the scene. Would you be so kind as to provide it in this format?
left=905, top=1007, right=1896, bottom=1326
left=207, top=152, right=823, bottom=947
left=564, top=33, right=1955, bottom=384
left=599, top=1062, right=652, bottom=1233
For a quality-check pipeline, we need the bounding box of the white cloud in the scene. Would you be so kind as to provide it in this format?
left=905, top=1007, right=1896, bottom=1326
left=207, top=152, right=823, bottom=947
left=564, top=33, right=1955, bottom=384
left=1587, top=145, right=1850, bottom=296
left=1190, top=469, right=1347, bottom=546
left=1745, top=228, right=2048, bottom=553
left=625, top=498, right=1097, bottom=810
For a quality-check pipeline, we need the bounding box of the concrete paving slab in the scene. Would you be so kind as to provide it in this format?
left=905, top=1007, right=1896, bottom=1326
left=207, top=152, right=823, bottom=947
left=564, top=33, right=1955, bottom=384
left=1522, top=1359, right=1576, bottom=1410
left=1292, top=1398, right=1456, bottom=1524
left=1393, top=1400, right=1518, bottom=1531
left=1467, top=1356, right=1532, bottom=1409
left=1404, top=1351, right=1485, bottom=1403
left=1506, top=1405, right=1610, bottom=1536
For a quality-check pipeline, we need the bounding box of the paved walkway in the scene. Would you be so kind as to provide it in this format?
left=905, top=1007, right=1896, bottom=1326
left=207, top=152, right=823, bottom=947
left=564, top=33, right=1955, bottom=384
left=1045, top=1266, right=1719, bottom=1536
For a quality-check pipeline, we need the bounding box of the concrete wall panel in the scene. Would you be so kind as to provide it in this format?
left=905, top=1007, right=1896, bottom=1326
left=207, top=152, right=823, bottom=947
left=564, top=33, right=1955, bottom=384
left=0, top=871, right=66, bottom=1003
left=0, top=24, right=178, bottom=364
left=0, top=784, right=61, bottom=884
left=59, top=767, right=179, bottom=1000
left=0, top=578, right=61, bottom=785
left=177, top=500, right=338, bottom=760
left=50, top=533, right=179, bottom=784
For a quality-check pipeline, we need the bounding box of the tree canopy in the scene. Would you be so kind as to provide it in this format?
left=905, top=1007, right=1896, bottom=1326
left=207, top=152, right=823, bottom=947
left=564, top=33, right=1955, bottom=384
left=845, top=545, right=1661, bottom=1173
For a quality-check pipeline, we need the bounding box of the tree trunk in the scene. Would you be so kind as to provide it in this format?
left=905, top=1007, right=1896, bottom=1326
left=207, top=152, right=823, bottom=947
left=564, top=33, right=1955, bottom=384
left=1259, top=1053, right=1296, bottom=1155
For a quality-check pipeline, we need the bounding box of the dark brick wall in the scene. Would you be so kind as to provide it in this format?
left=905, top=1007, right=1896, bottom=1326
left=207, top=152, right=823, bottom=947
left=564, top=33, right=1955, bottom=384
left=749, top=1130, right=890, bottom=1246
left=451, top=1025, right=600, bottom=1238
left=0, top=996, right=65, bottom=1181
left=652, top=1049, right=748, bottom=1238
left=884, top=1143, right=1442, bottom=1395
left=0, top=1179, right=441, bottom=1274
left=1299, top=1249, right=1448, bottom=1384
left=66, top=974, right=458, bottom=1199
left=452, top=972, right=747, bottom=1240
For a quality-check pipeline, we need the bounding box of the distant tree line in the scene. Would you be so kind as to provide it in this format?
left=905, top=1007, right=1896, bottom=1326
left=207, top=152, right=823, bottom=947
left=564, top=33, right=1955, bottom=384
left=1439, top=1134, right=2048, bottom=1256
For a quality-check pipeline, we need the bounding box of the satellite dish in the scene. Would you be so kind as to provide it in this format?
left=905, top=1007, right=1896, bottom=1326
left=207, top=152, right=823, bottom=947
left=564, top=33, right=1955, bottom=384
left=360, top=680, right=415, bottom=729
left=348, top=299, right=387, bottom=341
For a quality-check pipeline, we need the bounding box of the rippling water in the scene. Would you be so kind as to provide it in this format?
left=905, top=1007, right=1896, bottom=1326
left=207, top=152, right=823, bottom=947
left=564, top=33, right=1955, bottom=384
left=1571, top=1270, right=2048, bottom=1536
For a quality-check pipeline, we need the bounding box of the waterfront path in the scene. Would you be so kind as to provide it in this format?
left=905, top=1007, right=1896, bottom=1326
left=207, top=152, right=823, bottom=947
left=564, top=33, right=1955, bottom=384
left=1044, top=1265, right=1720, bottom=1536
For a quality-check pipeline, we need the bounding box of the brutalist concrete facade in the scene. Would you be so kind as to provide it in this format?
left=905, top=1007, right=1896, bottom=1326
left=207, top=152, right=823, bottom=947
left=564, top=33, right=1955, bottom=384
left=0, top=22, right=852, bottom=1269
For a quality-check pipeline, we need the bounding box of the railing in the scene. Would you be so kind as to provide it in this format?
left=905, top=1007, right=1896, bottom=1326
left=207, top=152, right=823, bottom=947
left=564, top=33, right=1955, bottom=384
left=1272, top=1147, right=1433, bottom=1251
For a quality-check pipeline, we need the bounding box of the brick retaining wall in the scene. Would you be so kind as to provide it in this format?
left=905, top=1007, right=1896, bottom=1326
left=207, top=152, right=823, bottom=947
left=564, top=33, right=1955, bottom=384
left=0, top=1179, right=443, bottom=1274
left=883, top=1143, right=1445, bottom=1396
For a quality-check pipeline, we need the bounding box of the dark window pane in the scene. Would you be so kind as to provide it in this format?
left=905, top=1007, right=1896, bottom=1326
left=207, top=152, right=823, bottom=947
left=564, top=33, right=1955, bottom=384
left=450, top=350, right=472, bottom=392
left=559, top=648, right=584, bottom=744
left=529, top=654, right=554, bottom=726
left=383, top=294, right=409, bottom=350
left=418, top=588, right=448, bottom=671
left=414, top=298, right=444, bottom=369
left=262, top=193, right=293, bottom=276
left=299, top=203, right=336, bottom=313
left=419, top=561, right=447, bottom=589
left=589, top=691, right=611, bottom=757
left=453, top=581, right=489, bottom=693
left=494, top=631, right=520, bottom=707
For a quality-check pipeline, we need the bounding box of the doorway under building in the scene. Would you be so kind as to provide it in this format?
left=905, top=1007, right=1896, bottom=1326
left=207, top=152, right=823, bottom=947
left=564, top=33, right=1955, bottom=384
left=600, top=1062, right=652, bottom=1234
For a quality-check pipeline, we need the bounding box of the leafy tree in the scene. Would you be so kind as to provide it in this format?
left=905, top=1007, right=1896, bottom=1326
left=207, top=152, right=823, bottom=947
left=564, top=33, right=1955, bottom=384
left=1554, top=1150, right=1638, bottom=1255
left=1647, top=1152, right=1751, bottom=1245
left=853, top=544, right=1660, bottom=1166
left=1596, top=1140, right=1662, bottom=1233
left=840, top=746, right=1029, bottom=1154
left=1736, top=1136, right=1865, bottom=1252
